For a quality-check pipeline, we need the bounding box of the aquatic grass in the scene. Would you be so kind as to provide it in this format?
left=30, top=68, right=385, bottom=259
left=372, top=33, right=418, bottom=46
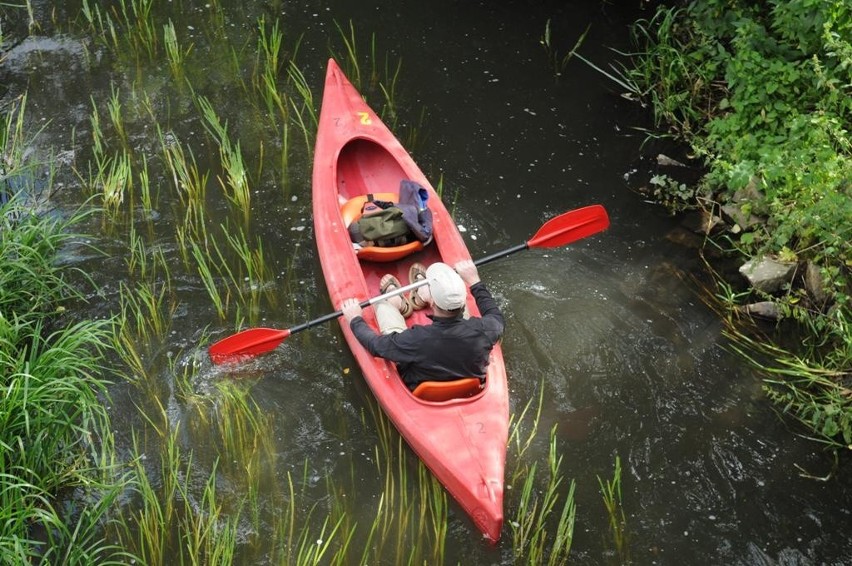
left=163, top=19, right=192, bottom=83
left=191, top=240, right=228, bottom=319
left=218, top=139, right=251, bottom=226
left=255, top=16, right=289, bottom=124
left=705, top=267, right=852, bottom=449
left=115, top=0, right=158, bottom=61
left=508, top=385, right=544, bottom=485
left=1, top=94, right=30, bottom=174
left=46, top=478, right=132, bottom=566
left=100, top=150, right=133, bottom=221
left=221, top=222, right=277, bottom=309
left=159, top=128, right=210, bottom=241
left=125, top=224, right=171, bottom=282
left=333, top=20, right=362, bottom=88
left=81, top=0, right=120, bottom=52
left=202, top=0, right=227, bottom=40
left=278, top=120, right=291, bottom=197
left=725, top=324, right=852, bottom=449
left=84, top=97, right=134, bottom=223
left=88, top=95, right=106, bottom=174
left=197, top=96, right=252, bottom=226
left=0, top=130, right=126, bottom=560
left=597, top=454, right=628, bottom=561
left=183, top=459, right=239, bottom=565
left=118, top=280, right=176, bottom=345
left=160, top=128, right=209, bottom=208
left=612, top=6, right=717, bottom=137
left=399, top=104, right=428, bottom=157
left=287, top=61, right=318, bottom=156
left=106, top=84, right=129, bottom=149
left=209, top=380, right=277, bottom=529
left=260, top=63, right=288, bottom=125
left=0, top=199, right=93, bottom=321
left=0, top=95, right=53, bottom=202
left=0, top=312, right=121, bottom=563
left=169, top=345, right=211, bottom=410
left=272, top=475, right=350, bottom=566
left=81, top=0, right=158, bottom=61
left=330, top=21, right=405, bottom=128
left=540, top=19, right=591, bottom=79
left=187, top=221, right=275, bottom=323
left=137, top=156, right=155, bottom=219
left=507, top=386, right=577, bottom=564
left=113, top=322, right=149, bottom=385
left=416, top=464, right=448, bottom=562
left=353, top=399, right=449, bottom=564
left=510, top=425, right=577, bottom=565
left=376, top=56, right=403, bottom=125
left=119, top=428, right=240, bottom=564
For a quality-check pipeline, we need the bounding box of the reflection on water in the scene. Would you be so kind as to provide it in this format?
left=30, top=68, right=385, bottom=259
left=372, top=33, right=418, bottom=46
left=3, top=0, right=851, bottom=563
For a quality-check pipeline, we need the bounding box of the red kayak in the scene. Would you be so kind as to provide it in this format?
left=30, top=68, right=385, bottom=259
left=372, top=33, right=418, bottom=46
left=312, top=58, right=509, bottom=542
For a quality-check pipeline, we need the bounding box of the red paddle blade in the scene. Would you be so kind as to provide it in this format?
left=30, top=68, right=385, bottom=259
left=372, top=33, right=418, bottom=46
left=528, top=205, right=610, bottom=249
left=208, top=328, right=291, bottom=364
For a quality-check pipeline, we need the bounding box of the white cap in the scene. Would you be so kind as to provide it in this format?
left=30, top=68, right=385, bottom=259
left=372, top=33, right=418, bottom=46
left=426, top=262, right=466, bottom=311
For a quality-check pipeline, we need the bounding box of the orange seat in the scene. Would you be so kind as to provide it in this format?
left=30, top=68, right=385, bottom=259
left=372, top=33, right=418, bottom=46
left=412, top=378, right=483, bottom=402
left=340, top=192, right=425, bottom=262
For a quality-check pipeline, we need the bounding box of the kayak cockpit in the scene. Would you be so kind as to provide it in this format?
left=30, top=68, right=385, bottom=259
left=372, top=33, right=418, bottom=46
left=411, top=378, right=484, bottom=402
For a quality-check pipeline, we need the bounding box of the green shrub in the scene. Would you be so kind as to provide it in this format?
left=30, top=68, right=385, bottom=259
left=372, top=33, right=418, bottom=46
left=621, top=0, right=852, bottom=448
left=0, top=197, right=123, bottom=562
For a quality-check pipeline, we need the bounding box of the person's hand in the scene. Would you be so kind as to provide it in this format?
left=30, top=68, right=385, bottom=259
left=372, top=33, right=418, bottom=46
left=340, top=298, right=363, bottom=323
left=454, top=259, right=480, bottom=286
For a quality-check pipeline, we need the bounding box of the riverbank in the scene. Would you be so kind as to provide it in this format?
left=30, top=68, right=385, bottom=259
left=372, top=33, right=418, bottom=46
left=618, top=1, right=851, bottom=450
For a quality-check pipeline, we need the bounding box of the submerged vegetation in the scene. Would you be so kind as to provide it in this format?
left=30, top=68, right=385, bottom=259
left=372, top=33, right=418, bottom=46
left=607, top=1, right=852, bottom=449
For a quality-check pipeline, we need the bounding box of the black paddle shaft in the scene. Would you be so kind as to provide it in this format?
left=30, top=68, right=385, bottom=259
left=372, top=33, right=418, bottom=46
left=291, top=242, right=527, bottom=336
left=474, top=243, right=529, bottom=267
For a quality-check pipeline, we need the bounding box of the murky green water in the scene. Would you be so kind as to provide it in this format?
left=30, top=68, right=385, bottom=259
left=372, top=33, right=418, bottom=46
left=3, top=0, right=851, bottom=563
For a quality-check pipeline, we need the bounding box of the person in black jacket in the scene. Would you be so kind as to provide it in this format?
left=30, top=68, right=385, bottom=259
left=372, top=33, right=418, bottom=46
left=340, top=260, right=504, bottom=390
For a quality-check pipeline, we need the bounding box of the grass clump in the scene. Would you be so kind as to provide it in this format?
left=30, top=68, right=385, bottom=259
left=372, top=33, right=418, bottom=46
left=508, top=389, right=577, bottom=565
left=0, top=197, right=126, bottom=563
left=608, top=0, right=852, bottom=449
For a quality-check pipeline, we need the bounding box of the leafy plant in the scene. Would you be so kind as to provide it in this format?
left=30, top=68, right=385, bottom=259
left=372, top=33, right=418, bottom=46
left=619, top=0, right=852, bottom=448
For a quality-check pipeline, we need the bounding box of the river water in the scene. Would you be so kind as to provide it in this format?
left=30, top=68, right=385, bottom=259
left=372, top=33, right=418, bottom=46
left=3, top=0, right=851, bottom=564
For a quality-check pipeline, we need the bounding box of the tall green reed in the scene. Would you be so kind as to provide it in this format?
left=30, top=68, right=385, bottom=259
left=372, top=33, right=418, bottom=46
left=187, top=221, right=274, bottom=324
left=540, top=19, right=591, bottom=79
left=255, top=16, right=289, bottom=124
left=598, top=455, right=629, bottom=562
left=287, top=61, right=318, bottom=156
left=1, top=94, right=29, bottom=171
left=107, top=84, right=129, bottom=149
left=331, top=20, right=404, bottom=128
left=117, top=427, right=240, bottom=564
left=209, top=380, right=277, bottom=530
left=346, top=399, right=449, bottom=564
left=81, top=0, right=158, bottom=61
left=271, top=471, right=351, bottom=566
left=197, top=96, right=252, bottom=226
left=0, top=195, right=123, bottom=563
left=163, top=19, right=192, bottom=83
left=508, top=388, right=577, bottom=565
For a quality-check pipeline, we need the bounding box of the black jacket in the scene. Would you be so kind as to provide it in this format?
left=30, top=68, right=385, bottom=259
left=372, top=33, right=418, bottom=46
left=349, top=282, right=504, bottom=389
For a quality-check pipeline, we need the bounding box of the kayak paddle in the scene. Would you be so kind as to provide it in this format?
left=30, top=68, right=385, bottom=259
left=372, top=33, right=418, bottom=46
left=208, top=204, right=609, bottom=364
